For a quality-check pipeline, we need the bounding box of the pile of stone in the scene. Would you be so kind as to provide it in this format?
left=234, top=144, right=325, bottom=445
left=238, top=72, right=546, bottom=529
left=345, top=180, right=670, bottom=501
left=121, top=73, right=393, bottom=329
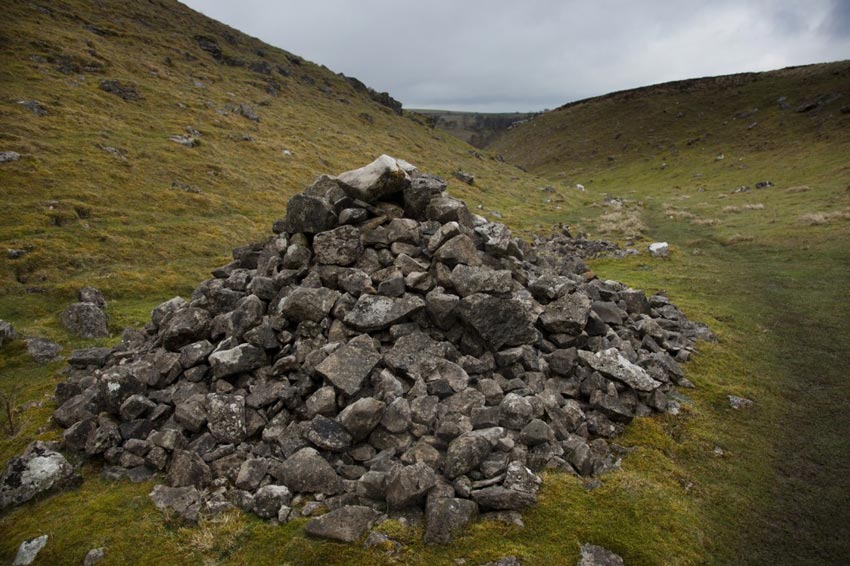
left=48, top=155, right=711, bottom=544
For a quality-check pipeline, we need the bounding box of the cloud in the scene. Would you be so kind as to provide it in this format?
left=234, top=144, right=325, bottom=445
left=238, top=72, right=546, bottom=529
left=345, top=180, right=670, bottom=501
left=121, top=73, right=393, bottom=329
left=182, top=0, right=850, bottom=111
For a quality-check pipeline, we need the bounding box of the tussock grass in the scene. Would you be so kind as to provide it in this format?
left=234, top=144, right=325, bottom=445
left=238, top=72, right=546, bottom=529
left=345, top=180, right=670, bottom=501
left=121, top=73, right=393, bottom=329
left=798, top=208, right=850, bottom=225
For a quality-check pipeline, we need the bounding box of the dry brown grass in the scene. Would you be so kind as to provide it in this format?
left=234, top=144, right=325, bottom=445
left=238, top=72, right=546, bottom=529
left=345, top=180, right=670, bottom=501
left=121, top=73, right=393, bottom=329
left=743, top=203, right=766, bottom=211
left=798, top=208, right=850, bottom=226
left=692, top=217, right=720, bottom=226
left=725, top=233, right=755, bottom=245
left=663, top=203, right=697, bottom=220
left=597, top=208, right=647, bottom=238
left=786, top=185, right=812, bottom=193
left=722, top=206, right=741, bottom=214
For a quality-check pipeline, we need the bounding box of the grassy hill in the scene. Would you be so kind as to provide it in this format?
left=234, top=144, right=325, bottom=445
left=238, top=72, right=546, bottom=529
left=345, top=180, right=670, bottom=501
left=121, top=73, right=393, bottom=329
left=492, top=62, right=850, bottom=564
left=2, top=0, right=850, bottom=563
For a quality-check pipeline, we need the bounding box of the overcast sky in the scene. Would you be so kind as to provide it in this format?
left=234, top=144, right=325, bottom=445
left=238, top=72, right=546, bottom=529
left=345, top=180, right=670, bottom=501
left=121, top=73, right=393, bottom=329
left=182, top=0, right=850, bottom=112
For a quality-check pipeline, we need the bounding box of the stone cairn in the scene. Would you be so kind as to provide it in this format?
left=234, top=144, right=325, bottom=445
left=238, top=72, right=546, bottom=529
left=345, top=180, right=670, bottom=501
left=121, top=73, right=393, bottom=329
left=51, top=155, right=712, bottom=544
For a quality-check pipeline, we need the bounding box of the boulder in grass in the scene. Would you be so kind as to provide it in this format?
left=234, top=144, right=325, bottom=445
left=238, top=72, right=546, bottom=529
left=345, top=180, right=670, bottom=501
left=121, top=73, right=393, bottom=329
left=578, top=543, right=625, bottom=566
left=60, top=302, right=108, bottom=338
left=12, top=535, right=48, bottom=566
left=305, top=505, right=383, bottom=542
left=0, top=320, right=17, bottom=347
left=26, top=338, right=62, bottom=363
left=0, top=441, right=79, bottom=510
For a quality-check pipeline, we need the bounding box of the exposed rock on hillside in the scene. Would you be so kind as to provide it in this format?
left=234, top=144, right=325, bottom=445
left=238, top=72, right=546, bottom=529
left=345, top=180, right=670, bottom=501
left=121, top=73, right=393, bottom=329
left=47, top=156, right=711, bottom=542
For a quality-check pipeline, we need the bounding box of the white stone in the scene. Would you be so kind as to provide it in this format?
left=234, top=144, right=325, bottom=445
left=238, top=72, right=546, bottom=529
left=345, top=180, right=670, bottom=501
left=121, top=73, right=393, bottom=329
left=649, top=242, right=669, bottom=257
left=13, top=535, right=48, bottom=566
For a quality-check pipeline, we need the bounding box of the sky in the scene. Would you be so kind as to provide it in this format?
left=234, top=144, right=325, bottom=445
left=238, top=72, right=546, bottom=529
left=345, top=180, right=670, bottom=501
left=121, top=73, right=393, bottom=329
left=182, top=0, right=850, bottom=112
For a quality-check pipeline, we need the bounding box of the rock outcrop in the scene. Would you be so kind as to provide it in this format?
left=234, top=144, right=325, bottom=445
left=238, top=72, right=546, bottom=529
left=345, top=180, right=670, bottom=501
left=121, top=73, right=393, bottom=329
left=48, top=156, right=711, bottom=542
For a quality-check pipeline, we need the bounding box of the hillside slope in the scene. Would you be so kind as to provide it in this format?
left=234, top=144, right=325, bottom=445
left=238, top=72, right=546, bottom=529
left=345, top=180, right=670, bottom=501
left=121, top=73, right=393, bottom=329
left=409, top=109, right=538, bottom=148
left=492, top=62, right=850, bottom=564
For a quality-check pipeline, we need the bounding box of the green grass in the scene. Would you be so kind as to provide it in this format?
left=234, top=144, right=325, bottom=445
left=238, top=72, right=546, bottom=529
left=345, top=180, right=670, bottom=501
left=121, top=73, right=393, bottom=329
left=2, top=1, right=850, bottom=564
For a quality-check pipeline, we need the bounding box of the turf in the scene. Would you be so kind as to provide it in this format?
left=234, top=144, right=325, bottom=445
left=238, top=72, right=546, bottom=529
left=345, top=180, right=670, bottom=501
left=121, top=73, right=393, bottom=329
left=2, top=1, right=850, bottom=564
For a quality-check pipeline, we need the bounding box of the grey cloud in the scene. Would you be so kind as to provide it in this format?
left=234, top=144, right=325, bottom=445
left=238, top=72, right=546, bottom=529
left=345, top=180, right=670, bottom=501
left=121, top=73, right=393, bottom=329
left=182, top=0, right=850, bottom=111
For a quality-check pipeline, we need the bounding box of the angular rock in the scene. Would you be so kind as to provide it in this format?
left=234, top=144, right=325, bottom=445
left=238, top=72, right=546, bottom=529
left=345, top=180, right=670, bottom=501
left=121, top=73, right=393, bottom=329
left=60, top=302, right=108, bottom=338
left=539, top=293, right=592, bottom=334
left=313, top=225, right=363, bottom=266
left=458, top=294, right=537, bottom=350
left=315, top=334, right=381, bottom=395
left=444, top=434, right=492, bottom=478
left=386, top=462, right=437, bottom=509
left=336, top=154, right=410, bottom=203
left=450, top=264, right=513, bottom=297
left=167, top=449, right=211, bottom=487
left=433, top=234, right=482, bottom=267
left=207, top=394, right=247, bottom=443
left=280, top=286, right=340, bottom=322
left=304, top=414, right=352, bottom=451
left=0, top=442, right=79, bottom=510
left=161, top=307, right=211, bottom=351
left=578, top=543, right=625, bottom=566
left=149, top=484, right=202, bottom=522
left=273, top=447, right=344, bottom=494
left=13, top=535, right=48, bottom=566
left=26, top=338, right=62, bottom=363
left=424, top=497, right=478, bottom=544
left=78, top=286, right=107, bottom=309
left=305, top=504, right=383, bottom=542
left=283, top=194, right=337, bottom=234
left=208, top=344, right=266, bottom=379
left=338, top=397, right=386, bottom=440
left=0, top=320, right=17, bottom=346
left=253, top=484, right=292, bottom=519
left=578, top=348, right=661, bottom=392
left=344, top=293, right=425, bottom=331
left=471, top=486, right=536, bottom=510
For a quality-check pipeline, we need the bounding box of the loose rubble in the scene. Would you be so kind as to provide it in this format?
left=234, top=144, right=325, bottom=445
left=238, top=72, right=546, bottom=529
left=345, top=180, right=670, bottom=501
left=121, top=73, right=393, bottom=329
left=45, top=155, right=711, bottom=543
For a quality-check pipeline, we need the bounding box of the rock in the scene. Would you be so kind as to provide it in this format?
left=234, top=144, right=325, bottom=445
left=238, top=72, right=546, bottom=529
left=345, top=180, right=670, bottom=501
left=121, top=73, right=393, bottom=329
left=313, top=225, right=363, bottom=266
left=83, top=547, right=106, bottom=566
left=458, top=294, right=537, bottom=350
left=99, top=79, right=140, bottom=100
left=283, top=194, right=338, bottom=234
left=483, top=558, right=522, bottom=566
left=78, top=286, right=107, bottom=309
left=450, top=266, right=513, bottom=301
left=0, top=320, right=18, bottom=346
left=253, top=484, right=292, bottom=519
left=339, top=397, right=386, bottom=440
left=280, top=286, right=340, bottom=322
left=471, top=486, right=536, bottom=511
left=167, top=449, right=211, bottom=487
left=26, top=338, right=62, bottom=363
left=578, top=348, right=661, bottom=392
left=578, top=543, right=624, bottom=566
left=208, top=344, right=266, bottom=379
left=424, top=497, right=478, bottom=544
left=304, top=415, right=352, bottom=451
left=235, top=458, right=269, bottom=491
left=316, top=334, right=381, bottom=396
left=344, top=294, right=425, bottom=332
left=453, top=170, right=475, bottom=185
left=206, top=394, right=247, bottom=443
left=160, top=307, right=211, bottom=351
left=336, top=154, right=411, bottom=203
left=386, top=463, right=437, bottom=508
left=273, top=447, right=344, bottom=494
left=384, top=331, right=450, bottom=377
left=648, top=242, right=669, bottom=257
left=434, top=234, right=482, bottom=267
left=728, top=395, right=753, bottom=409
left=305, top=504, right=383, bottom=542
left=444, top=434, right=492, bottom=478
left=404, top=174, right=447, bottom=219
left=60, top=302, right=108, bottom=338
left=539, top=293, right=592, bottom=334
left=12, top=535, right=48, bottom=566
left=149, top=484, right=203, bottom=522
left=0, top=441, right=79, bottom=510
left=68, top=347, right=112, bottom=368
left=0, top=151, right=22, bottom=163
left=382, top=397, right=412, bottom=433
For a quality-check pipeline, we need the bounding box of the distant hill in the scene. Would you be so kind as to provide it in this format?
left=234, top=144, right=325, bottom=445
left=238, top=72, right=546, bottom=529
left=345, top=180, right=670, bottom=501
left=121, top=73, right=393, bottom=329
left=489, top=61, right=850, bottom=179
left=410, top=109, right=538, bottom=148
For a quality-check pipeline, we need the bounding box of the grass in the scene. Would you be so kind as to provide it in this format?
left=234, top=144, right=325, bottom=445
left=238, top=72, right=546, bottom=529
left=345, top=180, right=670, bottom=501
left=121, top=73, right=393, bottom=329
left=2, top=1, right=850, bottom=564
